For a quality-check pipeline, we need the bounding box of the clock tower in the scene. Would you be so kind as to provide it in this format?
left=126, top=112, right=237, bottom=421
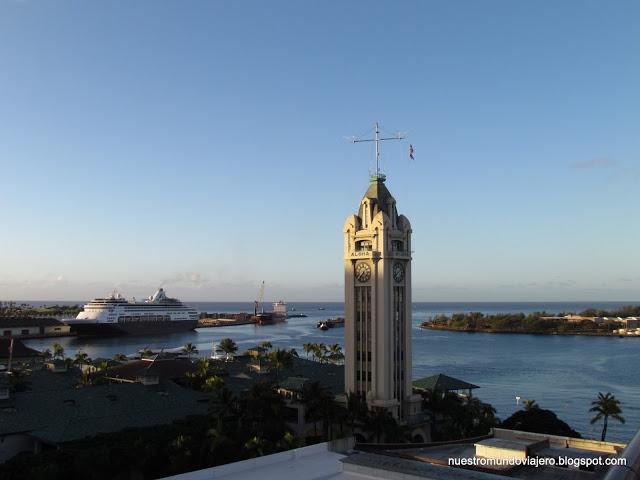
left=343, top=171, right=422, bottom=420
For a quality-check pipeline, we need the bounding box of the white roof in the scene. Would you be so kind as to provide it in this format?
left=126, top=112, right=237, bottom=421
left=159, top=442, right=380, bottom=480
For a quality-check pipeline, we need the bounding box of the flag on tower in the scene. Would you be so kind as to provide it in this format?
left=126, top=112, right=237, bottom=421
left=409, top=144, right=414, bottom=160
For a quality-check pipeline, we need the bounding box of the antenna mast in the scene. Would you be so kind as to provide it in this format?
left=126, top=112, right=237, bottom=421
left=351, top=122, right=405, bottom=180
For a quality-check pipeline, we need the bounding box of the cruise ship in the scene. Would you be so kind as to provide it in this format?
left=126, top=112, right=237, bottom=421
left=66, top=288, right=199, bottom=335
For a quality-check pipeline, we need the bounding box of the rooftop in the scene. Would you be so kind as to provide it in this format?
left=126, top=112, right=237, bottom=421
left=0, top=338, right=43, bottom=360
left=100, top=357, right=197, bottom=382
left=161, top=442, right=350, bottom=480
left=211, top=355, right=344, bottom=397
left=0, top=368, right=211, bottom=444
left=363, top=428, right=626, bottom=480
left=157, top=423, right=635, bottom=480
left=413, top=373, right=479, bottom=392
left=0, top=354, right=344, bottom=447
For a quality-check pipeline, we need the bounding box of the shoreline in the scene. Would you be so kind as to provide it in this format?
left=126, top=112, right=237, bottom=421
left=420, top=324, right=637, bottom=337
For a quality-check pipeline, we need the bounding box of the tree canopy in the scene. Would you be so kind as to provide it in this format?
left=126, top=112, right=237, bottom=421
left=501, top=407, right=581, bottom=438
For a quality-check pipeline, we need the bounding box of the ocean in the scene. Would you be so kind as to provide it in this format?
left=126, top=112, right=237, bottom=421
left=24, top=300, right=640, bottom=443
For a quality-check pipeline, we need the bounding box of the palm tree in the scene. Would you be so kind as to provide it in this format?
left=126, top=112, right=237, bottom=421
left=267, top=348, right=294, bottom=381
left=182, top=343, right=197, bottom=360
left=219, top=338, right=238, bottom=362
left=113, top=353, right=127, bottom=362
left=277, top=431, right=299, bottom=451
left=240, top=381, right=287, bottom=441
left=210, top=387, right=238, bottom=425
left=41, top=348, right=52, bottom=361
left=301, top=381, right=330, bottom=437
left=196, top=357, right=210, bottom=377
left=316, top=343, right=328, bottom=363
left=303, top=342, right=313, bottom=360
left=52, top=342, right=65, bottom=360
left=244, top=436, right=267, bottom=458
left=260, top=341, right=273, bottom=352
left=73, top=351, right=89, bottom=368
left=364, top=408, right=396, bottom=443
left=306, top=343, right=326, bottom=363
left=523, top=399, right=539, bottom=411
left=590, top=392, right=625, bottom=441
left=327, top=344, right=344, bottom=365
left=141, top=347, right=154, bottom=359
left=202, top=375, right=224, bottom=392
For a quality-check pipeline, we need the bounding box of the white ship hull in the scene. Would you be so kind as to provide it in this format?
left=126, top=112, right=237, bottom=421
left=66, top=288, right=199, bottom=336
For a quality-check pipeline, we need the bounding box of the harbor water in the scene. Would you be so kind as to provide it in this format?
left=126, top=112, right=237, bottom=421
left=25, top=300, right=640, bottom=443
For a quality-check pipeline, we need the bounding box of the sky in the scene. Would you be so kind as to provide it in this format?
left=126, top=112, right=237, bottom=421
left=0, top=0, right=639, bottom=302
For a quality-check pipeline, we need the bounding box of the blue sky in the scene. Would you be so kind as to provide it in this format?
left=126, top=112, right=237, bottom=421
left=0, top=1, right=638, bottom=302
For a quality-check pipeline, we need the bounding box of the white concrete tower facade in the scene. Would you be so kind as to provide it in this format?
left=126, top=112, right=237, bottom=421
left=343, top=175, right=422, bottom=420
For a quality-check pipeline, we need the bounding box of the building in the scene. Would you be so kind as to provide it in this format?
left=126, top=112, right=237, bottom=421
left=343, top=169, right=421, bottom=421
left=413, top=373, right=480, bottom=398
left=0, top=368, right=213, bottom=463
left=100, top=357, right=199, bottom=385
left=0, top=317, right=71, bottom=338
left=161, top=428, right=638, bottom=480
left=0, top=338, right=43, bottom=367
left=343, top=428, right=629, bottom=480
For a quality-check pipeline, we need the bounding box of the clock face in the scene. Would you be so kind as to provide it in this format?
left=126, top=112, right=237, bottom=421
left=393, top=262, right=404, bottom=282
left=355, top=263, right=371, bottom=283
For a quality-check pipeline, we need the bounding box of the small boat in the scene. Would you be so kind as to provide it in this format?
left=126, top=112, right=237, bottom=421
left=317, top=317, right=344, bottom=329
left=318, top=307, right=326, bottom=311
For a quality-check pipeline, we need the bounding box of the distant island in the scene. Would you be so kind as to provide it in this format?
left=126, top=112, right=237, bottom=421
left=421, top=305, right=640, bottom=336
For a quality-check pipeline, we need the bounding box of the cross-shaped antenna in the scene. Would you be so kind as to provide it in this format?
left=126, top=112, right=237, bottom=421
left=351, top=122, right=405, bottom=181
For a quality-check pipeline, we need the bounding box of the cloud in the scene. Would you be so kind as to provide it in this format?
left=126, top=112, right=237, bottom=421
left=570, top=157, right=617, bottom=170
left=160, top=272, right=210, bottom=287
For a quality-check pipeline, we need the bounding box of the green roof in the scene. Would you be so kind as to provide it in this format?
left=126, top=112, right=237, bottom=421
left=0, top=369, right=210, bottom=444
left=412, top=373, right=479, bottom=392
left=359, top=177, right=396, bottom=220
left=0, top=356, right=345, bottom=445
left=210, top=355, right=344, bottom=397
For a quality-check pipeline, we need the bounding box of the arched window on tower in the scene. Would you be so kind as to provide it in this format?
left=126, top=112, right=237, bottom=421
left=356, top=240, right=372, bottom=252
left=392, top=240, right=404, bottom=252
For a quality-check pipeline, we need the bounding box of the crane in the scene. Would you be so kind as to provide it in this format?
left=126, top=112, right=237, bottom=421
left=254, top=281, right=265, bottom=316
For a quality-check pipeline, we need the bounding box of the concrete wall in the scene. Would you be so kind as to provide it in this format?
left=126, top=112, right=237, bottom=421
left=1, top=326, right=39, bottom=337
left=493, top=428, right=626, bottom=453
left=43, top=324, right=71, bottom=335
